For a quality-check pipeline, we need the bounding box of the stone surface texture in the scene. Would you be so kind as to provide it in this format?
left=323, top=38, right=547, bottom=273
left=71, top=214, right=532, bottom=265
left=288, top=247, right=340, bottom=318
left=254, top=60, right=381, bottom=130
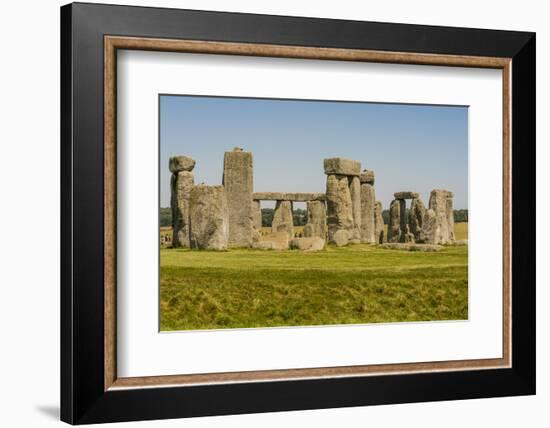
left=420, top=189, right=455, bottom=244
left=170, top=168, right=194, bottom=248
left=272, top=200, right=294, bottom=239
left=223, top=149, right=254, bottom=247
left=332, top=229, right=350, bottom=247
left=188, top=185, right=228, bottom=250
left=254, top=231, right=289, bottom=250
left=359, top=170, right=375, bottom=185
left=303, top=200, right=327, bottom=239
left=169, top=155, right=196, bottom=173
left=253, top=192, right=326, bottom=202
left=374, top=201, right=385, bottom=244
left=252, top=200, right=262, bottom=230
left=387, top=199, right=402, bottom=243
left=360, top=182, right=376, bottom=243
left=323, top=158, right=361, bottom=176
left=394, top=191, right=420, bottom=199
left=408, top=198, right=426, bottom=241
left=290, top=237, right=325, bottom=251
left=350, top=175, right=362, bottom=233
left=326, top=174, right=354, bottom=243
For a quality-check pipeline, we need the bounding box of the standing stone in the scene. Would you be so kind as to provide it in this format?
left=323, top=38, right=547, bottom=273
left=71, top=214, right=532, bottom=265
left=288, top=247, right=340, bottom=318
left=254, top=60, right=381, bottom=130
left=421, top=189, right=455, bottom=244
left=398, top=199, right=407, bottom=239
left=387, top=199, right=402, bottom=243
left=303, top=200, right=327, bottom=239
left=350, top=176, right=362, bottom=233
left=409, top=198, right=426, bottom=242
left=252, top=200, right=262, bottom=242
left=446, top=195, right=455, bottom=242
left=169, top=156, right=195, bottom=248
left=359, top=171, right=376, bottom=243
left=326, top=174, right=354, bottom=243
left=374, top=201, right=385, bottom=244
left=188, top=185, right=228, bottom=250
left=419, top=208, right=437, bottom=244
left=272, top=200, right=294, bottom=239
left=223, top=148, right=253, bottom=248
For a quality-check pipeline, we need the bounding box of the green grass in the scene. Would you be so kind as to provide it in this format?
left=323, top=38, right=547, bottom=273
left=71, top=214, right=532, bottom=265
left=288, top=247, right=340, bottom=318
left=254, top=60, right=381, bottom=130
left=160, top=244, right=468, bottom=331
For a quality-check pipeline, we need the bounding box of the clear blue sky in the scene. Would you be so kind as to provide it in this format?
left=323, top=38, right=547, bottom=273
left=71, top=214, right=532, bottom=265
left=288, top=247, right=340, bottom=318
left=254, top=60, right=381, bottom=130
left=160, top=95, right=468, bottom=210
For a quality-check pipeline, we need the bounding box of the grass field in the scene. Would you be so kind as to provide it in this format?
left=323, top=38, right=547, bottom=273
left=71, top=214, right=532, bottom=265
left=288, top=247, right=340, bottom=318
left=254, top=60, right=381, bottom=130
left=160, top=223, right=468, bottom=331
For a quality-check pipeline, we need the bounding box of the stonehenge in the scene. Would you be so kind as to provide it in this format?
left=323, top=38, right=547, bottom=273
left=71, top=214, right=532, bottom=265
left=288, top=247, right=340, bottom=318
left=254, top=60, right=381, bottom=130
left=169, top=150, right=456, bottom=250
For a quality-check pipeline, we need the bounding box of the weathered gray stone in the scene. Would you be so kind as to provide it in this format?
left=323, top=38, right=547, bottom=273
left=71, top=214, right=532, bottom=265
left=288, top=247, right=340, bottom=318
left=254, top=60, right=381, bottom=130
left=399, top=199, right=408, bottom=239
left=350, top=175, right=362, bottom=232
left=374, top=201, right=385, bottom=244
left=409, top=198, right=426, bottom=242
left=360, top=182, right=375, bottom=243
left=394, top=191, right=419, bottom=200
left=272, top=200, right=294, bottom=239
left=418, top=208, right=437, bottom=244
left=223, top=149, right=254, bottom=247
left=359, top=170, right=375, bottom=185
left=421, top=189, right=455, bottom=244
left=446, top=195, right=455, bottom=242
left=290, top=237, right=325, bottom=251
left=188, top=185, right=228, bottom=250
left=254, top=231, right=289, bottom=250
left=253, top=192, right=326, bottom=202
left=169, top=156, right=196, bottom=173
left=170, top=170, right=194, bottom=248
left=387, top=199, right=402, bottom=243
left=379, top=243, right=443, bottom=252
left=323, top=158, right=361, bottom=176
left=252, top=200, right=262, bottom=230
left=332, top=229, right=350, bottom=247
left=326, top=174, right=354, bottom=242
left=303, top=200, right=327, bottom=239
left=399, top=226, right=415, bottom=244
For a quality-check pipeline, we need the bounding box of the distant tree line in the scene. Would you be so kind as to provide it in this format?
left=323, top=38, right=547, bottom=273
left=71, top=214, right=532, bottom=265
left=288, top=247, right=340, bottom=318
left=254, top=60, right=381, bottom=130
left=381, top=209, right=468, bottom=224
left=160, top=207, right=171, bottom=227
left=160, top=206, right=468, bottom=228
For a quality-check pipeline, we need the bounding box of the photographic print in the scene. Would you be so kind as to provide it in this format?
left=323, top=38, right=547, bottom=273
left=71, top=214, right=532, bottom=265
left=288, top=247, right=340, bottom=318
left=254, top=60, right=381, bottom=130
left=159, top=95, right=468, bottom=331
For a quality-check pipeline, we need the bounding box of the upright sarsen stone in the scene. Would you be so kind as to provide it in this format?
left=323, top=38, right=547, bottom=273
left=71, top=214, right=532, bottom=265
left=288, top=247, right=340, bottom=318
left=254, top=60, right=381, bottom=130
left=188, top=185, right=229, bottom=250
left=350, top=176, right=362, bottom=233
left=326, top=174, right=354, bottom=243
left=272, top=200, right=294, bottom=239
left=420, top=189, right=455, bottom=244
left=170, top=156, right=195, bottom=248
left=387, top=199, right=402, bottom=243
left=223, top=148, right=254, bottom=247
left=252, top=200, right=262, bottom=230
left=360, top=173, right=376, bottom=243
left=303, top=200, right=327, bottom=239
left=374, top=201, right=384, bottom=244
left=409, top=198, right=426, bottom=242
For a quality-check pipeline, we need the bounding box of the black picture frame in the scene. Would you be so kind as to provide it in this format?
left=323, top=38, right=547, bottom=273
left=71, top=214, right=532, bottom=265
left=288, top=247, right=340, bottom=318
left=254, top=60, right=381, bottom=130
left=61, top=2, right=535, bottom=424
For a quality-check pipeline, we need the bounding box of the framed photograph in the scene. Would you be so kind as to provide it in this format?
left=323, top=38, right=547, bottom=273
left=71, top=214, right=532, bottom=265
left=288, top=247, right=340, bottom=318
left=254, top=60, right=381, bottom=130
left=61, top=2, right=535, bottom=424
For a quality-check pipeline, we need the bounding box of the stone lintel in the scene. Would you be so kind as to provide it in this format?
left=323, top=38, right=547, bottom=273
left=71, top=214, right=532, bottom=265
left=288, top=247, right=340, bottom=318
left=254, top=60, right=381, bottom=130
left=394, top=191, right=420, bottom=199
left=323, top=158, right=361, bottom=176
left=253, top=192, right=326, bottom=202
